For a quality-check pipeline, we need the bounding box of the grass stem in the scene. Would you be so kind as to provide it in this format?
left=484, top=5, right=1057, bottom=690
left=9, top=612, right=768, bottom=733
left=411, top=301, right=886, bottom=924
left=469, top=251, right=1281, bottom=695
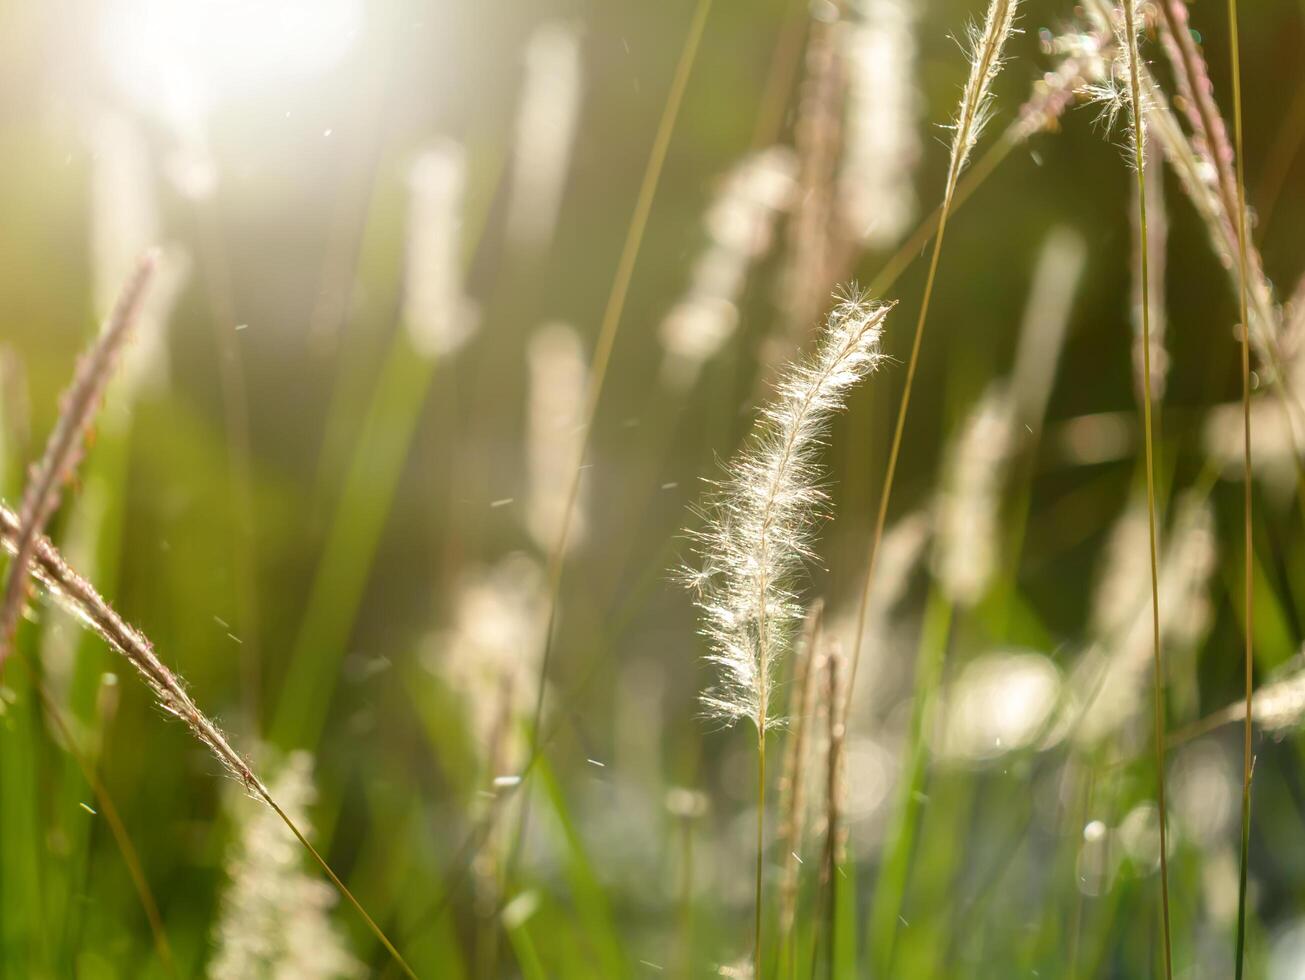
left=1227, top=0, right=1254, bottom=972
left=508, top=0, right=713, bottom=885
left=1121, top=0, right=1173, bottom=973
left=756, top=727, right=767, bottom=980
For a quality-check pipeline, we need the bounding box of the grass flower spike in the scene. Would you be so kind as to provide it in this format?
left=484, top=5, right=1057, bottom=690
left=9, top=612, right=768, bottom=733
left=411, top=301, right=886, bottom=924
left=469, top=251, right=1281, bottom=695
left=690, top=290, right=892, bottom=732
left=947, top=0, right=1019, bottom=195
left=689, top=287, right=889, bottom=975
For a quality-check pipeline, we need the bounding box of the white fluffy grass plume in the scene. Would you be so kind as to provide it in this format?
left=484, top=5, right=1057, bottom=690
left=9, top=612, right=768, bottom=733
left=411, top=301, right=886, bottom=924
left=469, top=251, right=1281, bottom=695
left=839, top=0, right=921, bottom=248
left=687, top=290, right=892, bottom=731
left=209, top=752, right=362, bottom=980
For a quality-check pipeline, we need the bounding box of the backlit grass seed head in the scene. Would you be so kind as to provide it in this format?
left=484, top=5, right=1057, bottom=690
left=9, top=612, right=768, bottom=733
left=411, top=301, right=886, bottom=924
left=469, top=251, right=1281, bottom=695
left=933, top=386, right=1015, bottom=607
left=1084, top=0, right=1278, bottom=348
left=947, top=0, right=1020, bottom=190
left=839, top=0, right=921, bottom=248
left=527, top=321, right=590, bottom=553
left=1083, top=0, right=1150, bottom=165
left=1073, top=495, right=1217, bottom=745
left=424, top=554, right=547, bottom=768
left=507, top=21, right=582, bottom=251
left=1131, top=133, right=1169, bottom=402
left=1011, top=227, right=1087, bottom=428
left=404, top=140, right=478, bottom=358
left=209, top=752, right=363, bottom=980
left=1014, top=29, right=1113, bottom=140
left=0, top=502, right=264, bottom=795
left=660, top=148, right=796, bottom=389
left=1249, top=660, right=1305, bottom=735
left=0, top=253, right=158, bottom=669
left=688, top=290, right=892, bottom=731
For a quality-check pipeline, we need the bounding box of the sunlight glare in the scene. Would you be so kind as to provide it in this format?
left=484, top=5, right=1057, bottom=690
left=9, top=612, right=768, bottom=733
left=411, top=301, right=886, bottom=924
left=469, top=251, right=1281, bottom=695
left=100, top=0, right=363, bottom=126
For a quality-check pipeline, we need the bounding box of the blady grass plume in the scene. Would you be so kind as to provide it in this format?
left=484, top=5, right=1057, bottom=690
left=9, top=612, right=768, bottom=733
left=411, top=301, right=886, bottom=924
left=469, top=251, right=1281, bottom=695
left=687, top=290, right=892, bottom=732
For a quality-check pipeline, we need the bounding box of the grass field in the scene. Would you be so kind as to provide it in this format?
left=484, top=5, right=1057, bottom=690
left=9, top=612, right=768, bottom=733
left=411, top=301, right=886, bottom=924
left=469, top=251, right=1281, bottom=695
left=2, top=0, right=1305, bottom=976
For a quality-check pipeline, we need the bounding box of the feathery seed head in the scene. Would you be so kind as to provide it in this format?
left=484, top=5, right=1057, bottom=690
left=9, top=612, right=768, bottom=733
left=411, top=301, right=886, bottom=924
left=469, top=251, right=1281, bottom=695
left=1083, top=0, right=1151, bottom=167
left=1011, top=227, right=1087, bottom=427
left=1015, top=28, right=1113, bottom=140
left=526, top=322, right=590, bottom=553
left=1073, top=494, right=1216, bottom=745
left=933, top=386, right=1015, bottom=607
left=404, top=141, right=478, bottom=358
left=660, top=148, right=796, bottom=389
left=425, top=554, right=547, bottom=769
left=688, top=289, right=892, bottom=732
left=507, top=21, right=583, bottom=250
left=209, top=752, right=363, bottom=980
left=839, top=0, right=921, bottom=247
left=1250, top=659, right=1305, bottom=735
left=0, top=502, right=266, bottom=795
left=947, top=0, right=1020, bottom=187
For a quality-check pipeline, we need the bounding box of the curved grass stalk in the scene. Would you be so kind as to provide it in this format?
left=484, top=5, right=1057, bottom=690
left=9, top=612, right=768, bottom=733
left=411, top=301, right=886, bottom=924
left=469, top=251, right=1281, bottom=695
left=506, top=0, right=714, bottom=885
left=846, top=0, right=1019, bottom=709
left=0, top=505, right=418, bottom=979
left=0, top=252, right=157, bottom=672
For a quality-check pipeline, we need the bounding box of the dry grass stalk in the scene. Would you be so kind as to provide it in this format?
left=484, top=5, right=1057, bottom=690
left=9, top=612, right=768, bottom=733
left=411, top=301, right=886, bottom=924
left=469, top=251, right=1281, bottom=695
left=1131, top=133, right=1169, bottom=404
left=506, top=21, right=583, bottom=252
left=847, top=0, right=1019, bottom=705
left=839, top=0, right=921, bottom=249
left=0, top=500, right=418, bottom=977
left=771, top=0, right=848, bottom=378
left=0, top=250, right=157, bottom=671
left=1115, top=0, right=1173, bottom=969
left=1222, top=0, right=1255, bottom=970
left=1080, top=0, right=1279, bottom=357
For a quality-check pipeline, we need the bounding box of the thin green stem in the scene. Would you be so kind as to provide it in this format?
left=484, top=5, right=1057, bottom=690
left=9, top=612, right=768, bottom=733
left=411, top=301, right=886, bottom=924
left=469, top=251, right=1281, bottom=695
left=508, top=0, right=713, bottom=888
left=756, top=728, right=767, bottom=980
left=259, top=791, right=418, bottom=979
left=1227, top=0, right=1254, bottom=973
left=866, top=130, right=1016, bottom=299
left=1122, top=1, right=1173, bottom=974
left=846, top=200, right=952, bottom=720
